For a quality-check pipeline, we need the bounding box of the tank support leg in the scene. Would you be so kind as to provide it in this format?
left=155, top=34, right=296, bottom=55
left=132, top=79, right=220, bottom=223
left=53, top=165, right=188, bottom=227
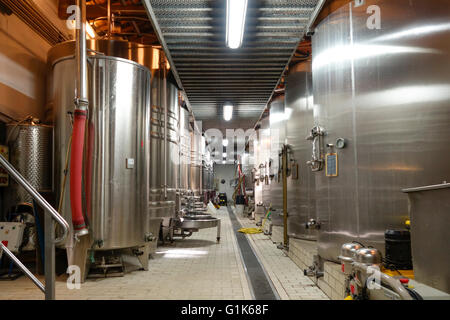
left=136, top=245, right=150, bottom=271
left=67, top=235, right=92, bottom=284
left=216, top=219, right=221, bottom=243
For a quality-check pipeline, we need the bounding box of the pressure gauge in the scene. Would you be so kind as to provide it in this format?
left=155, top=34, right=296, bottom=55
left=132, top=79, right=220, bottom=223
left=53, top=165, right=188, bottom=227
left=336, top=138, right=347, bottom=149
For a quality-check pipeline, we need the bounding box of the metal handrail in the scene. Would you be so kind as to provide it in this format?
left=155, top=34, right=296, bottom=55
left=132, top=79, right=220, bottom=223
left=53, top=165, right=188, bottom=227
left=0, top=154, right=69, bottom=244
left=0, top=153, right=70, bottom=299
left=0, top=243, right=45, bottom=293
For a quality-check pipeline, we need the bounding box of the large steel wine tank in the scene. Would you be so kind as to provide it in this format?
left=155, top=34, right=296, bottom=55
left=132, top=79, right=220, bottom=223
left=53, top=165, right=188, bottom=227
left=179, top=106, right=191, bottom=193
left=148, top=74, right=179, bottom=222
left=268, top=95, right=285, bottom=226
left=49, top=40, right=151, bottom=250
left=312, top=0, right=450, bottom=262
left=285, top=60, right=317, bottom=241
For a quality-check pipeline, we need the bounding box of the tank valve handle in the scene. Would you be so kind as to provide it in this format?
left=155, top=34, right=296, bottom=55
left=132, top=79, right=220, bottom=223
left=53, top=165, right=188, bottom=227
left=306, top=219, right=320, bottom=230
left=145, top=233, right=156, bottom=242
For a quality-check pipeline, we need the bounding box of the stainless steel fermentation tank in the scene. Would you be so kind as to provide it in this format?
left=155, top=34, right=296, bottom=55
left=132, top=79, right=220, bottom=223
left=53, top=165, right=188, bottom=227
left=179, top=106, right=191, bottom=194
left=5, top=122, right=52, bottom=207
left=49, top=40, right=156, bottom=277
left=259, top=116, right=271, bottom=208
left=190, top=125, right=203, bottom=196
left=285, top=60, right=317, bottom=241
left=149, top=73, right=180, bottom=237
left=312, top=0, right=450, bottom=264
left=202, top=161, right=210, bottom=200
left=253, top=128, right=263, bottom=205
left=202, top=146, right=215, bottom=202
left=268, top=95, right=285, bottom=226
left=241, top=153, right=252, bottom=187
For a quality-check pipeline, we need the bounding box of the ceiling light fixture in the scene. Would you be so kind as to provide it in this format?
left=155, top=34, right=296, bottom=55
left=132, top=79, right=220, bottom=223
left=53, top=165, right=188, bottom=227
left=226, top=0, right=248, bottom=49
left=223, top=103, right=233, bottom=121
left=223, top=139, right=229, bottom=147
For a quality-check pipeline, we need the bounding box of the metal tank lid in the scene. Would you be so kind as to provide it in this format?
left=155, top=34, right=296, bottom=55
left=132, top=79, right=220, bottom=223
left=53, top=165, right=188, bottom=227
left=47, top=39, right=164, bottom=72
left=339, top=242, right=363, bottom=262
left=354, top=248, right=382, bottom=266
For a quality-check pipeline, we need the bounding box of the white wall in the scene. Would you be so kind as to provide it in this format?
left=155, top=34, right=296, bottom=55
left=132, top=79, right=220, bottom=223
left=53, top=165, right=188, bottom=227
left=0, top=0, right=71, bottom=123
left=214, top=164, right=237, bottom=201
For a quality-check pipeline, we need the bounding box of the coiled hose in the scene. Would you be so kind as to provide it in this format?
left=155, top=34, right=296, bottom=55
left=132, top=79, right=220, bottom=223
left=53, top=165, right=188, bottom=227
left=238, top=210, right=272, bottom=234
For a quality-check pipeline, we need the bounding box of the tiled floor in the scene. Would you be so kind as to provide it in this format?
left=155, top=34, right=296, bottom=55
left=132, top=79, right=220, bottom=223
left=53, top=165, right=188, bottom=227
left=0, top=206, right=327, bottom=300
left=234, top=210, right=329, bottom=300
left=0, top=207, right=252, bottom=300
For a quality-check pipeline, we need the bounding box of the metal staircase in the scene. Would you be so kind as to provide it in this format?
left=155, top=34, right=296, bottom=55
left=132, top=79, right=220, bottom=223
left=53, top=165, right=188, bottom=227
left=0, top=154, right=69, bottom=300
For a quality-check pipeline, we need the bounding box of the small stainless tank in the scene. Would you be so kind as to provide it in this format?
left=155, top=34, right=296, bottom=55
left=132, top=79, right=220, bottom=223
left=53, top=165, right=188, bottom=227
left=6, top=121, right=52, bottom=206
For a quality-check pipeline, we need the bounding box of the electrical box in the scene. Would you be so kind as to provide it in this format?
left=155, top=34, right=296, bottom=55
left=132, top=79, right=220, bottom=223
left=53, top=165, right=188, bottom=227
left=0, top=222, right=25, bottom=255
left=126, top=158, right=135, bottom=169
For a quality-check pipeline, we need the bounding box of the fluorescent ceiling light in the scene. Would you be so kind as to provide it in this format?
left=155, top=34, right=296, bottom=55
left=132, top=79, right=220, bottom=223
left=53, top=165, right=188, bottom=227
left=226, top=0, right=248, bottom=49
left=223, top=103, right=233, bottom=121
left=223, top=139, right=229, bottom=147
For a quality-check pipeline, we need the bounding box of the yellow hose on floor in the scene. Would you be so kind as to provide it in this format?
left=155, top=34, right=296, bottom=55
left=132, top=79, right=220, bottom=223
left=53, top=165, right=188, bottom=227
left=238, top=210, right=271, bottom=234
left=238, top=227, right=263, bottom=234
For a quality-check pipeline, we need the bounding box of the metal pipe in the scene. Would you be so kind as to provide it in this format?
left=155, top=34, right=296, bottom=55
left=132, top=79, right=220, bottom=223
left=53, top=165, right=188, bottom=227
left=107, top=0, right=111, bottom=37
left=163, top=57, right=168, bottom=199
left=282, top=145, right=288, bottom=247
left=0, top=155, right=69, bottom=244
left=71, top=0, right=89, bottom=238
left=76, top=0, right=88, bottom=109
left=352, top=262, right=413, bottom=300
left=0, top=243, right=45, bottom=293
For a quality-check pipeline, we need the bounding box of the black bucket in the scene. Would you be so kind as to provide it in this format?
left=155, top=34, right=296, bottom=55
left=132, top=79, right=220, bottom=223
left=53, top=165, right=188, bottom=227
left=384, top=229, right=413, bottom=270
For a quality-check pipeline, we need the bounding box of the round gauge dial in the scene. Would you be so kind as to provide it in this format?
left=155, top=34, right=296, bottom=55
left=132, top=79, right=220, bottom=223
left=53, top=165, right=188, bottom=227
left=336, top=138, right=347, bottom=149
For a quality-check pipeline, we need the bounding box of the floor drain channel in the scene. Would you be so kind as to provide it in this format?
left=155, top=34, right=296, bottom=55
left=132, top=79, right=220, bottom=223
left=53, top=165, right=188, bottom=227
left=227, top=206, right=279, bottom=300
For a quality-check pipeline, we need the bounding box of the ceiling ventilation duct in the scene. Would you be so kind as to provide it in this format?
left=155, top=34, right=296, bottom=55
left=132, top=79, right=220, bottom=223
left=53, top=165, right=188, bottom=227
left=0, top=0, right=70, bottom=45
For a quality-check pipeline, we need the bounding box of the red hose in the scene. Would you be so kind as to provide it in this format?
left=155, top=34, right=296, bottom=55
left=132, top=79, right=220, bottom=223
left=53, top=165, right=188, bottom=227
left=70, top=109, right=88, bottom=233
